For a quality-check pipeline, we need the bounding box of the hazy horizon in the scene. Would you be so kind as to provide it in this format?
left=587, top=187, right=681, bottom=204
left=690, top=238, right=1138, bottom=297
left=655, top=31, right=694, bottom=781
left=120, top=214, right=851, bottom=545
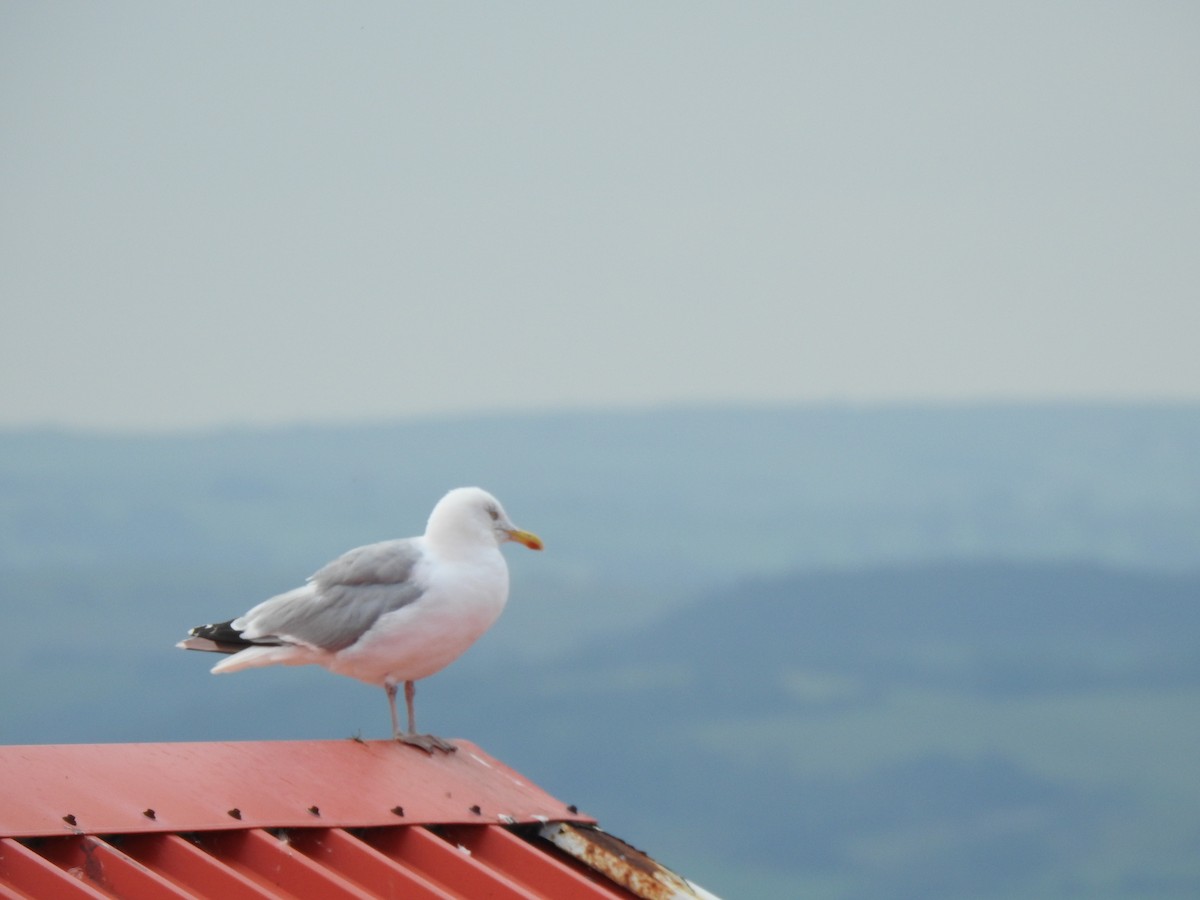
left=4, top=396, right=1200, bottom=439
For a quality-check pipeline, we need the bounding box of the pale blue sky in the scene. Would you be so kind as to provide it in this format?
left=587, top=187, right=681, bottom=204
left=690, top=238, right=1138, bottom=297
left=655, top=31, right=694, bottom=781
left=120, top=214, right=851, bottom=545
left=3, top=2, right=1198, bottom=430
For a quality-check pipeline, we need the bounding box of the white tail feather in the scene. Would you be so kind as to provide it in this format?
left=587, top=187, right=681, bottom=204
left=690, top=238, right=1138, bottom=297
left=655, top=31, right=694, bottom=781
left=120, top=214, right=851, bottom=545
left=211, top=644, right=324, bottom=674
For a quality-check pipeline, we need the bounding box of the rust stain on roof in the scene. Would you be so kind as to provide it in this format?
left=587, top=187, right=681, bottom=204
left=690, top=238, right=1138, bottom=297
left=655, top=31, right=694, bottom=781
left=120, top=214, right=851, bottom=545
left=541, top=822, right=718, bottom=900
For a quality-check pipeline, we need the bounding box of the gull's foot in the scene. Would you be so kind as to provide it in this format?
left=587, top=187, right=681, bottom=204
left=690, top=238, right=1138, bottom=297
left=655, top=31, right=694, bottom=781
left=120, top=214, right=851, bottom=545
left=397, top=732, right=457, bottom=754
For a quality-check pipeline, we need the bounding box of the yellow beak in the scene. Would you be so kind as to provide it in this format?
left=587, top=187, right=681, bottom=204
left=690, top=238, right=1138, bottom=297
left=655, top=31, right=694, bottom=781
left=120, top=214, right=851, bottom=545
left=506, top=529, right=544, bottom=551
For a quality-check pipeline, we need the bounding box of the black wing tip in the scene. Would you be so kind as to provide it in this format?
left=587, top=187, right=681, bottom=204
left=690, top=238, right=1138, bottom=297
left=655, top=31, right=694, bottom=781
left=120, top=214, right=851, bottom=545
left=184, top=618, right=288, bottom=651
left=188, top=619, right=253, bottom=646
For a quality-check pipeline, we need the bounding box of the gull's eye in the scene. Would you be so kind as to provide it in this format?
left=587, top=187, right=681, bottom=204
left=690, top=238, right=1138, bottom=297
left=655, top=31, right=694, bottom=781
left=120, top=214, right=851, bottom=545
left=486, top=506, right=500, bottom=522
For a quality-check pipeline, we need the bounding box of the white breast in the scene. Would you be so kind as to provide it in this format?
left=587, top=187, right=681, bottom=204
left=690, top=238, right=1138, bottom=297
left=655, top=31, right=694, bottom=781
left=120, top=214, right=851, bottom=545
left=328, top=549, right=510, bottom=686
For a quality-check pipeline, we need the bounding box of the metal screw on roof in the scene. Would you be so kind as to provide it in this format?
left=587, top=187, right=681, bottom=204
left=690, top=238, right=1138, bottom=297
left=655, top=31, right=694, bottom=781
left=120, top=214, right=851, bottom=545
left=308, top=806, right=321, bottom=816
left=62, top=814, right=77, bottom=826
left=227, top=808, right=242, bottom=820
left=469, top=804, right=482, bottom=815
left=390, top=806, right=405, bottom=817
left=143, top=809, right=157, bottom=820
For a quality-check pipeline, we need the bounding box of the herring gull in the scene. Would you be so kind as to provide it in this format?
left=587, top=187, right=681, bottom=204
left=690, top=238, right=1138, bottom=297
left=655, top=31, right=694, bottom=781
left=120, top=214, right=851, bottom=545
left=177, top=486, right=543, bottom=752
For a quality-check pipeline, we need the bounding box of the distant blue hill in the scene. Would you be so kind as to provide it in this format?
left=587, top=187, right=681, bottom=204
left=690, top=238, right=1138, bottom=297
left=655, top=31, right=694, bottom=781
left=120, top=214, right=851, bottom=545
left=2, top=403, right=1197, bottom=681
left=450, top=560, right=1200, bottom=900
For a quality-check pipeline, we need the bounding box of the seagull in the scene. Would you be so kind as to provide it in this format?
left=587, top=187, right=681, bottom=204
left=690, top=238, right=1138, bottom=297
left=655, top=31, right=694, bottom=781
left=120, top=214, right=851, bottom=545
left=177, top=486, right=543, bottom=753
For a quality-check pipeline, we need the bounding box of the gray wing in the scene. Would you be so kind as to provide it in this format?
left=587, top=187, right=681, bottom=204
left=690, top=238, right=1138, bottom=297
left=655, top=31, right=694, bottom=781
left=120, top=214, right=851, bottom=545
left=236, top=538, right=427, bottom=652
left=310, top=538, right=427, bottom=587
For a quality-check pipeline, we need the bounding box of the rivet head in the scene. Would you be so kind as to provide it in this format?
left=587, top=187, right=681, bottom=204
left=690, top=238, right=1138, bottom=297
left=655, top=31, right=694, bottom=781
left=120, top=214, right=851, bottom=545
left=63, top=814, right=78, bottom=826
left=469, top=804, right=482, bottom=815
left=143, top=809, right=157, bottom=820
left=308, top=806, right=320, bottom=816
left=391, top=806, right=405, bottom=817
left=227, top=808, right=242, bottom=820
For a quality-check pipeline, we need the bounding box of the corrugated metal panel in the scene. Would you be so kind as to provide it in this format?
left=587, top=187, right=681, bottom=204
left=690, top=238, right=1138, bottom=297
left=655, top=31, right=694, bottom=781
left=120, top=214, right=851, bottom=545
left=0, top=741, right=719, bottom=900
left=0, top=739, right=586, bottom=838
left=1, top=825, right=649, bottom=899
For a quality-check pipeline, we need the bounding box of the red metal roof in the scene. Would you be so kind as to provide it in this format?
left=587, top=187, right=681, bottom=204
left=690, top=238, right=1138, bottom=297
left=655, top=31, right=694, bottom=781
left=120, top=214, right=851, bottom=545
left=0, top=739, right=716, bottom=900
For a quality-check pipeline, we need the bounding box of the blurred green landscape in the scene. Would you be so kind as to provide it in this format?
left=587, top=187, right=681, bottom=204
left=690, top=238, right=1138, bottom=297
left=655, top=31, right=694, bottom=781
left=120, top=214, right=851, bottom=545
left=2, top=404, right=1198, bottom=898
